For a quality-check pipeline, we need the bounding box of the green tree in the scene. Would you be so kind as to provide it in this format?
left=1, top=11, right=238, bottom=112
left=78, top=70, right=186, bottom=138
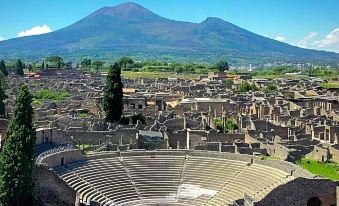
left=92, top=61, right=104, bottom=71
left=223, top=79, right=234, bottom=87
left=132, top=113, right=146, bottom=125
left=0, top=71, right=6, bottom=88
left=264, top=84, right=277, bottom=93
left=27, top=64, right=33, bottom=73
left=103, top=63, right=124, bottom=122
left=216, top=60, right=229, bottom=72
left=0, top=75, right=7, bottom=116
left=15, top=59, right=24, bottom=76
left=41, top=62, right=45, bottom=70
left=0, top=84, right=36, bottom=206
left=0, top=88, right=5, bottom=117
left=225, top=118, right=238, bottom=133
left=0, top=60, right=8, bottom=77
left=238, top=81, right=258, bottom=93
left=119, top=57, right=134, bottom=70
left=214, top=117, right=223, bottom=131
left=81, top=58, right=92, bottom=67
left=46, top=56, right=63, bottom=69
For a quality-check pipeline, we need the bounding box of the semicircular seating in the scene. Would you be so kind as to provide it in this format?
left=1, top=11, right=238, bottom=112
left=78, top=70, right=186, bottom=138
left=53, top=152, right=294, bottom=206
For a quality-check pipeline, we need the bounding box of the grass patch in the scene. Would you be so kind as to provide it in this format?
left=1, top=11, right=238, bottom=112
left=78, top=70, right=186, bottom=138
left=296, top=158, right=339, bottom=180
left=319, top=82, right=339, bottom=89
left=34, top=89, right=70, bottom=102
left=32, top=99, right=42, bottom=107
left=79, top=112, right=89, bottom=118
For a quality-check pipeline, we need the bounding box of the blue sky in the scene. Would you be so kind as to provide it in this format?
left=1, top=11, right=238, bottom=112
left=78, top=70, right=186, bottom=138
left=0, top=0, right=338, bottom=52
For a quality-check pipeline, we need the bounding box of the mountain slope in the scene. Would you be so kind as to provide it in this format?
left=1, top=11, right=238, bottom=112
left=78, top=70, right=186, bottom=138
left=0, top=2, right=338, bottom=64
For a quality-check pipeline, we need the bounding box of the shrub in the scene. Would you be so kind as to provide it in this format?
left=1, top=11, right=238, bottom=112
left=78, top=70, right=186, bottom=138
left=238, top=81, right=258, bottom=93
left=119, top=116, right=130, bottom=125
left=132, top=113, right=146, bottom=125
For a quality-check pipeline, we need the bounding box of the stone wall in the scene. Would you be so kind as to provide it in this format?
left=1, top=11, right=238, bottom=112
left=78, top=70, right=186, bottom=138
left=168, top=130, right=187, bottom=149
left=36, top=128, right=73, bottom=145
left=34, top=164, right=77, bottom=206
left=254, top=178, right=339, bottom=206
left=40, top=149, right=85, bottom=167
left=68, top=128, right=138, bottom=145
left=305, top=145, right=330, bottom=162
left=260, top=142, right=289, bottom=160
left=207, top=133, right=245, bottom=143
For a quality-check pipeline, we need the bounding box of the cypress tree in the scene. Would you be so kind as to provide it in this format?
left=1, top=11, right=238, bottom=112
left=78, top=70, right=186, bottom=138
left=0, top=60, right=8, bottom=77
left=0, top=82, right=6, bottom=117
left=15, top=59, right=24, bottom=76
left=41, top=62, right=45, bottom=70
left=0, top=84, right=36, bottom=206
left=103, top=62, right=123, bottom=122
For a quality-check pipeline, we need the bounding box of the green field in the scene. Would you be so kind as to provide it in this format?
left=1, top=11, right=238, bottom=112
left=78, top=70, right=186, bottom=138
left=122, top=71, right=200, bottom=80
left=252, top=74, right=309, bottom=80
left=320, top=82, right=339, bottom=89
left=296, top=158, right=339, bottom=180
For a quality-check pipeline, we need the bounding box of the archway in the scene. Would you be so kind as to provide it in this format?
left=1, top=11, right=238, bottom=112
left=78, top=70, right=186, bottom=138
left=307, top=197, right=321, bottom=206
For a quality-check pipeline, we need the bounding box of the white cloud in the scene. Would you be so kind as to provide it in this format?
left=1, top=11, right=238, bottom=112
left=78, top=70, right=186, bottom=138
left=312, top=28, right=339, bottom=53
left=297, top=32, right=318, bottom=48
left=296, top=29, right=339, bottom=53
left=274, top=36, right=285, bottom=42
left=0, top=36, right=5, bottom=41
left=17, top=24, right=52, bottom=37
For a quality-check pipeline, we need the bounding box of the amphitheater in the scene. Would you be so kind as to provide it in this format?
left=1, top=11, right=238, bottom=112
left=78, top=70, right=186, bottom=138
left=37, top=149, right=323, bottom=206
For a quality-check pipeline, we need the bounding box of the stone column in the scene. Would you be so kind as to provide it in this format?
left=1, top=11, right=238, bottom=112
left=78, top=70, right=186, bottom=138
left=186, top=129, right=190, bottom=150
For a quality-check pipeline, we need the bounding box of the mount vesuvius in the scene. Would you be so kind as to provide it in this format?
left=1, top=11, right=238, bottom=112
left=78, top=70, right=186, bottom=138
left=0, top=2, right=338, bottom=64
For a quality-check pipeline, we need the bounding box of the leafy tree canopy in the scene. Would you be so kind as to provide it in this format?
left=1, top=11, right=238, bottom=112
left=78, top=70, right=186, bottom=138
left=216, top=60, right=229, bottom=72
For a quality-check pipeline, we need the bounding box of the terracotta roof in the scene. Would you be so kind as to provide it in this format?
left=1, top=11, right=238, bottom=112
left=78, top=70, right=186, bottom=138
left=123, top=88, right=136, bottom=93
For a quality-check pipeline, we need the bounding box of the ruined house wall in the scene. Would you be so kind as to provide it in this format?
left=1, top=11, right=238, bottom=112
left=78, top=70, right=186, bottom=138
left=305, top=145, right=330, bottom=162
left=260, top=143, right=289, bottom=160
left=36, top=128, right=73, bottom=145
left=67, top=129, right=138, bottom=145
left=207, top=133, right=245, bottom=143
